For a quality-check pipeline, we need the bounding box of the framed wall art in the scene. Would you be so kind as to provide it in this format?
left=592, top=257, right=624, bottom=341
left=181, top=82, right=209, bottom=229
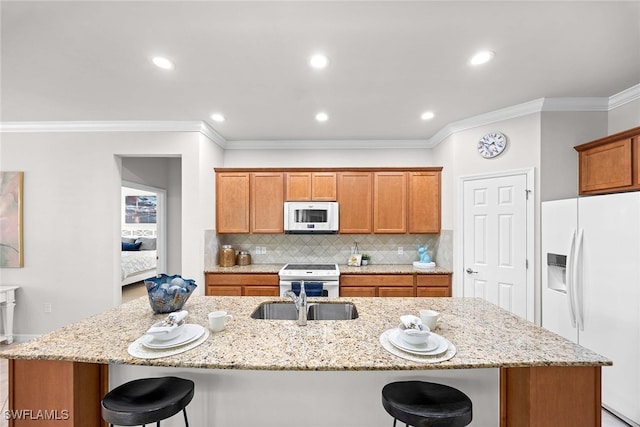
left=0, top=171, right=24, bottom=268
left=125, top=195, right=157, bottom=224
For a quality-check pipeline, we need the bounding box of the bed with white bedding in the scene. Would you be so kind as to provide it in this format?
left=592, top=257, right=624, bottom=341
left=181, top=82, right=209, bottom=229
left=121, top=233, right=157, bottom=286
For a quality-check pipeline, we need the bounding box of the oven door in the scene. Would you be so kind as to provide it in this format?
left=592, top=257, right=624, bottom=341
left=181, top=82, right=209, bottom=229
left=279, top=280, right=339, bottom=298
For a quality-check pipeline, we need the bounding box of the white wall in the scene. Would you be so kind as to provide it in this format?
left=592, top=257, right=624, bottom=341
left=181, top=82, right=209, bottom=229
left=540, top=111, right=608, bottom=202
left=608, top=98, right=640, bottom=134
left=222, top=148, right=436, bottom=168
left=0, top=131, right=223, bottom=338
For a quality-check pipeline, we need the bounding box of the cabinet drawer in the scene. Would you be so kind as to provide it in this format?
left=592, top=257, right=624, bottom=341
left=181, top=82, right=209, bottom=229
left=340, top=287, right=376, bottom=297
left=416, top=274, right=451, bottom=287
left=206, top=286, right=242, bottom=296
left=341, top=274, right=413, bottom=287
left=205, top=274, right=278, bottom=286
left=379, top=287, right=414, bottom=297
left=244, top=286, right=280, bottom=296
left=417, top=287, right=450, bottom=297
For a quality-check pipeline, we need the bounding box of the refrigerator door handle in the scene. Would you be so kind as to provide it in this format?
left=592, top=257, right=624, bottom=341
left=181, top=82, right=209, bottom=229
left=575, top=229, right=585, bottom=331
left=566, top=229, right=577, bottom=328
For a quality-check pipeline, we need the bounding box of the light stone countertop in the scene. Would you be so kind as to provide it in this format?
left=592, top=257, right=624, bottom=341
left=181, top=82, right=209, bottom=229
left=0, top=296, right=609, bottom=371
left=205, top=264, right=452, bottom=275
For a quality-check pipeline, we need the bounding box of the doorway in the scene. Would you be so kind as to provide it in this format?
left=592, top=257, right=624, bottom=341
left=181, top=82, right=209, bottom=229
left=457, top=168, right=534, bottom=321
left=120, top=182, right=167, bottom=294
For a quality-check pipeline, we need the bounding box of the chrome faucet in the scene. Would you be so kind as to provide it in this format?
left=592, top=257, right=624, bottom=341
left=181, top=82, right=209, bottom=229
left=284, top=283, right=307, bottom=326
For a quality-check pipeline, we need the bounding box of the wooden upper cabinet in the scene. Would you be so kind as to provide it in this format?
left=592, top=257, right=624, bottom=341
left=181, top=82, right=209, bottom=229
left=408, top=171, right=441, bottom=233
left=338, top=171, right=372, bottom=233
left=216, top=172, right=250, bottom=233
left=217, top=167, right=442, bottom=235
left=575, top=126, right=640, bottom=195
left=285, top=172, right=337, bottom=201
left=251, top=172, right=284, bottom=233
left=373, top=172, right=407, bottom=233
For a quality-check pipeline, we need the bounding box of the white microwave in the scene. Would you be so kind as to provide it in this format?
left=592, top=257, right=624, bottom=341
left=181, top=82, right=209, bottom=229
left=284, top=202, right=339, bottom=234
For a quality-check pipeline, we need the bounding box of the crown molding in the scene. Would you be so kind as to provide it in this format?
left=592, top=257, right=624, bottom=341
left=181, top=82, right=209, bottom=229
left=542, top=97, right=609, bottom=112
left=0, top=120, right=228, bottom=149
left=609, top=83, right=640, bottom=110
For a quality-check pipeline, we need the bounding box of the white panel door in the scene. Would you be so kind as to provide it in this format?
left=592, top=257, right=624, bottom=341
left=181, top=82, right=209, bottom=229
left=463, top=174, right=528, bottom=318
left=578, top=192, right=640, bottom=425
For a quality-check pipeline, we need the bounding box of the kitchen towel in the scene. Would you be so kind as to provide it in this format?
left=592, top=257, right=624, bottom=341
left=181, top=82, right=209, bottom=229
left=292, top=281, right=324, bottom=297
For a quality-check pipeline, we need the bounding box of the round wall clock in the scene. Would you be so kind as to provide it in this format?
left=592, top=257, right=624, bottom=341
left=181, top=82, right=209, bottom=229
left=477, top=131, right=507, bottom=158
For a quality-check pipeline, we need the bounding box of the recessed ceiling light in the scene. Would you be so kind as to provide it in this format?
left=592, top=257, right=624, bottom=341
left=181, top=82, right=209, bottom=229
left=421, top=111, right=435, bottom=120
left=309, top=54, right=329, bottom=69
left=210, top=113, right=225, bottom=123
left=152, top=56, right=175, bottom=70
left=315, top=112, right=329, bottom=122
left=470, top=51, right=495, bottom=66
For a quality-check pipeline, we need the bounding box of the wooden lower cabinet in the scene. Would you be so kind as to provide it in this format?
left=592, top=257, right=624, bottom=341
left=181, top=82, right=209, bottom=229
left=205, top=273, right=279, bottom=296
left=500, top=366, right=602, bottom=427
left=416, top=274, right=452, bottom=297
left=340, top=273, right=451, bottom=297
left=8, top=359, right=108, bottom=427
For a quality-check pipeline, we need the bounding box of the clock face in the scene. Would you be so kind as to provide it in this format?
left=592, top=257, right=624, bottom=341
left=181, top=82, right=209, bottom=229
left=477, top=132, right=507, bottom=158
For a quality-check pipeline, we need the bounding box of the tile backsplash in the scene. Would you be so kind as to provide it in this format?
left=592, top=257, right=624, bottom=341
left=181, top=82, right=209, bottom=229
left=205, top=230, right=453, bottom=270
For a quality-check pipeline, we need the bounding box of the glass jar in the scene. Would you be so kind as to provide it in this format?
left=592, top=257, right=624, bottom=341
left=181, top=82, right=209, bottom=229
left=219, top=245, right=236, bottom=267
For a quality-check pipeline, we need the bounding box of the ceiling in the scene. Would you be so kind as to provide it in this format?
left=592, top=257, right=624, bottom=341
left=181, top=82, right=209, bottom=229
left=1, top=1, right=639, bottom=145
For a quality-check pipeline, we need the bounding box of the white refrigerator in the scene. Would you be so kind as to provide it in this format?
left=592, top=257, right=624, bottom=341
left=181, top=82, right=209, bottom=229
left=542, top=193, right=640, bottom=426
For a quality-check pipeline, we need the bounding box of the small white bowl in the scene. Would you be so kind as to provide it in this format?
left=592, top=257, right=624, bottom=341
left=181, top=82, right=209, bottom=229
left=398, top=323, right=431, bottom=346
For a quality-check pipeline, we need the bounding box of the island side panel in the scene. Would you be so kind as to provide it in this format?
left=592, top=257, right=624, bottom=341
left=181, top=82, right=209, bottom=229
left=8, top=359, right=108, bottom=427
left=500, top=366, right=602, bottom=427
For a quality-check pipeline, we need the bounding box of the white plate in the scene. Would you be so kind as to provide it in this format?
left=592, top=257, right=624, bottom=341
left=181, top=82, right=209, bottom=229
left=388, top=329, right=448, bottom=355
left=142, top=324, right=205, bottom=349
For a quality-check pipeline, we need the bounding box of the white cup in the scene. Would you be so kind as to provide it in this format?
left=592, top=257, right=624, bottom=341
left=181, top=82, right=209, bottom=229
left=208, top=311, right=233, bottom=332
left=419, top=309, right=440, bottom=330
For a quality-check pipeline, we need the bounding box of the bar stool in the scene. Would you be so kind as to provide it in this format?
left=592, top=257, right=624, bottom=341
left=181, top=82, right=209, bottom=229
left=101, top=376, right=194, bottom=427
left=382, top=381, right=472, bottom=427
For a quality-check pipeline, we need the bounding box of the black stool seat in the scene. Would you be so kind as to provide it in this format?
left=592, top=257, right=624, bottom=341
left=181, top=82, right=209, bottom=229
left=101, top=376, right=194, bottom=426
left=382, top=381, right=472, bottom=427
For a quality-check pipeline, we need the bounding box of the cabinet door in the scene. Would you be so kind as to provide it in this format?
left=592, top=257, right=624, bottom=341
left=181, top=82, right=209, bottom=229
left=216, top=172, right=250, bottom=233
left=311, top=172, right=337, bottom=201
left=408, top=171, right=441, bottom=233
left=579, top=138, right=633, bottom=193
left=635, top=137, right=640, bottom=186
left=338, top=172, right=372, bottom=233
left=373, top=172, right=407, bottom=233
left=285, top=172, right=312, bottom=201
left=251, top=172, right=284, bottom=233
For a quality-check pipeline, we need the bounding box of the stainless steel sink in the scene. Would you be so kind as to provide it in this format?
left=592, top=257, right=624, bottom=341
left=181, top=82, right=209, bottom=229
left=250, top=302, right=299, bottom=320
left=307, top=302, right=359, bottom=320
left=250, top=302, right=358, bottom=320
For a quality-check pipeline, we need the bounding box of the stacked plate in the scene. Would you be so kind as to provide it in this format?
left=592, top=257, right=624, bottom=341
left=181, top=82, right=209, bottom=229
left=141, top=324, right=206, bottom=349
left=387, top=328, right=449, bottom=356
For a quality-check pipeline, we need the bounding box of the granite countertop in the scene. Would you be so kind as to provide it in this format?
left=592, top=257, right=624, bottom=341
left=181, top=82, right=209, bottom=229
left=205, top=264, right=452, bottom=275
left=0, top=296, right=609, bottom=371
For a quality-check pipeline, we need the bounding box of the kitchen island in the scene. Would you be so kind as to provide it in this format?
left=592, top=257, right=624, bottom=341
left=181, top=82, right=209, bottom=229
left=1, top=296, right=609, bottom=427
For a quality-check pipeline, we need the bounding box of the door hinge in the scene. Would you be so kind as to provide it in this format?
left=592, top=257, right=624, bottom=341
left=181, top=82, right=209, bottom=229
left=525, top=189, right=531, bottom=200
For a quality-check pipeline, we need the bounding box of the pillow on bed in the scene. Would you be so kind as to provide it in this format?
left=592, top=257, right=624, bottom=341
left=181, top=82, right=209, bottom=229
left=122, top=241, right=142, bottom=251
left=135, top=237, right=156, bottom=250
left=121, top=237, right=137, bottom=244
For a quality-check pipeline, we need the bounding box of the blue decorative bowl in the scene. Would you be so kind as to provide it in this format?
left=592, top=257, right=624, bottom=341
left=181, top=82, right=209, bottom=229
left=144, top=274, right=197, bottom=314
